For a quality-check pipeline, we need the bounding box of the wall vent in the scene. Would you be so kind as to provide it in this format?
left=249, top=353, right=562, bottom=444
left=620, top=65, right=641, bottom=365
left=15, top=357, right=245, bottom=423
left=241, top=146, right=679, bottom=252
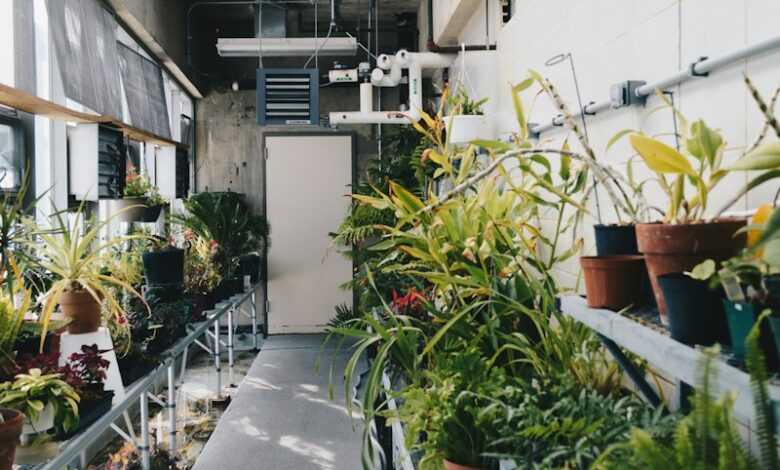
left=257, top=69, right=319, bottom=125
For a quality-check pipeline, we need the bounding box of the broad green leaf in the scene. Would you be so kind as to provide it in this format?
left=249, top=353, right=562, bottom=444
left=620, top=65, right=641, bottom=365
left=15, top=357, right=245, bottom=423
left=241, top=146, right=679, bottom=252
left=729, top=143, right=780, bottom=171
left=630, top=134, right=695, bottom=176
left=686, top=259, right=716, bottom=280
left=512, top=78, right=534, bottom=140
left=606, top=129, right=635, bottom=152
left=472, top=140, right=511, bottom=152
left=686, top=120, right=723, bottom=166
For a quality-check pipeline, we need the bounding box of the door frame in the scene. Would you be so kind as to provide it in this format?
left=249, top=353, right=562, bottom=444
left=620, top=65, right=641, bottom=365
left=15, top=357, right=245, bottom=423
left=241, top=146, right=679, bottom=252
left=261, top=130, right=358, bottom=335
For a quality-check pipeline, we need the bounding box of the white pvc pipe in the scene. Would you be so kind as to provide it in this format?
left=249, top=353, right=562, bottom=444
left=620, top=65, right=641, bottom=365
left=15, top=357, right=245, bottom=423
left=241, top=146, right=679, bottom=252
left=330, top=50, right=453, bottom=125
left=360, top=82, right=373, bottom=113
left=530, top=32, right=780, bottom=136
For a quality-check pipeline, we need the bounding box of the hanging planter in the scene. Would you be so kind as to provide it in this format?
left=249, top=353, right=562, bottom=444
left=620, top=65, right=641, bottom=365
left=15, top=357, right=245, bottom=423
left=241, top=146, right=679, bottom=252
left=657, top=273, right=729, bottom=346
left=59, top=289, right=102, bottom=334
left=444, top=114, right=494, bottom=145
left=143, top=246, right=185, bottom=287
left=581, top=255, right=645, bottom=310
left=636, top=219, right=746, bottom=323
left=106, top=197, right=148, bottom=222
left=0, top=409, right=24, bottom=470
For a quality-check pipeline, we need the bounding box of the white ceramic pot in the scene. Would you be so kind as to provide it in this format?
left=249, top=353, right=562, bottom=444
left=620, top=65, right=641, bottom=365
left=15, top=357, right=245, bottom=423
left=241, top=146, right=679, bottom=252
left=22, top=402, right=55, bottom=435
left=444, top=114, right=495, bottom=144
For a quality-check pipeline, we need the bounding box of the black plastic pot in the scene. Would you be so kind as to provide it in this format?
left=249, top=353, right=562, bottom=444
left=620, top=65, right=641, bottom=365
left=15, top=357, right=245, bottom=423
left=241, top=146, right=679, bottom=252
left=594, top=224, right=639, bottom=256
left=658, top=273, right=730, bottom=346
left=240, top=254, right=261, bottom=283
left=143, top=247, right=184, bottom=287
left=119, top=359, right=158, bottom=386
left=765, top=274, right=780, bottom=308
left=593, top=224, right=655, bottom=308
left=58, top=391, right=114, bottom=439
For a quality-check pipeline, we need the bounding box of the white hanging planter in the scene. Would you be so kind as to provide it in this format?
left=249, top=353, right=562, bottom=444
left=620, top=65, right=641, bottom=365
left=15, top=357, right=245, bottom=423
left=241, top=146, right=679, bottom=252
left=22, top=403, right=55, bottom=435
left=444, top=114, right=495, bottom=144
left=106, top=197, right=163, bottom=223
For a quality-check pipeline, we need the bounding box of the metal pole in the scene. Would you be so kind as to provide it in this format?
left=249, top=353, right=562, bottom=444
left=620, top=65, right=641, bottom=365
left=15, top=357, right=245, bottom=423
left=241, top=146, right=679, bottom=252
left=228, top=307, right=235, bottom=387
left=251, top=291, right=258, bottom=350
left=179, top=344, right=189, bottom=386
left=139, top=392, right=151, bottom=470
left=167, top=364, right=177, bottom=454
left=214, top=318, right=222, bottom=396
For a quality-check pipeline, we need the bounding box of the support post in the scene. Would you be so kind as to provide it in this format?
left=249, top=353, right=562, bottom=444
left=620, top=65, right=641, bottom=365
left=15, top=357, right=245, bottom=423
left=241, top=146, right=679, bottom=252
left=179, top=344, right=189, bottom=386
left=214, top=318, right=222, bottom=396
left=139, top=391, right=151, bottom=470
left=167, top=364, right=177, bottom=453
left=228, top=306, right=235, bottom=387
left=597, top=334, right=663, bottom=408
left=251, top=291, right=258, bottom=350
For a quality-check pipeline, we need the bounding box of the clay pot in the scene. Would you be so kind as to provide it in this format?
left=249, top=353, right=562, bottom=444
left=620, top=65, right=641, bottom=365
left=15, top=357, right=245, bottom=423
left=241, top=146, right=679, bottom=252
left=59, top=290, right=102, bottom=334
left=443, top=460, right=484, bottom=470
left=636, top=219, right=746, bottom=323
left=581, top=255, right=646, bottom=310
left=0, top=409, right=24, bottom=470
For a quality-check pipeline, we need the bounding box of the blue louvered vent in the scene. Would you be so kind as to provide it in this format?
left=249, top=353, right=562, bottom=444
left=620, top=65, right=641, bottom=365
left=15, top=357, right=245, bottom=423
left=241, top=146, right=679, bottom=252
left=257, top=69, right=319, bottom=125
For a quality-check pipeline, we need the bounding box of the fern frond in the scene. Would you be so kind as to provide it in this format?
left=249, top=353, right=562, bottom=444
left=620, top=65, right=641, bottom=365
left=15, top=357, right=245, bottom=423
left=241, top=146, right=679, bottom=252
left=746, top=309, right=779, bottom=470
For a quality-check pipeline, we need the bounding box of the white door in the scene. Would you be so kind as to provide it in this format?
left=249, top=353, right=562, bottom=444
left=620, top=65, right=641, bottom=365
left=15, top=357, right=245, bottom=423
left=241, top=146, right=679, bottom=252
left=265, top=134, right=353, bottom=334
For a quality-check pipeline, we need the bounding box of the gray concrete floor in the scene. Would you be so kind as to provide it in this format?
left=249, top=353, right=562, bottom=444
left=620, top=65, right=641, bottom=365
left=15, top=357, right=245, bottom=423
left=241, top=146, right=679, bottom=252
left=193, top=334, right=364, bottom=470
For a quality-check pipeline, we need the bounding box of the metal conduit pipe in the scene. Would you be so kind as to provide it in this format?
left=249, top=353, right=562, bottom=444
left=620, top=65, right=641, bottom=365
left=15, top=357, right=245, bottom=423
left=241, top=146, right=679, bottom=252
left=530, top=33, right=780, bottom=136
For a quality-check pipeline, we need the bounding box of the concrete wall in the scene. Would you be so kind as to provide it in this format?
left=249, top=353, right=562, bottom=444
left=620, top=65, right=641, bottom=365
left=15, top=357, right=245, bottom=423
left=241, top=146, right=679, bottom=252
left=195, top=85, right=400, bottom=214
left=121, top=0, right=188, bottom=71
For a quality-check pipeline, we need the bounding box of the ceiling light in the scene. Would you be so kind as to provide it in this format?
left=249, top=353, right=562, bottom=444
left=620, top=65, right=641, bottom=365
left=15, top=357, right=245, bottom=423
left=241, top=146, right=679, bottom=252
left=216, top=37, right=358, bottom=58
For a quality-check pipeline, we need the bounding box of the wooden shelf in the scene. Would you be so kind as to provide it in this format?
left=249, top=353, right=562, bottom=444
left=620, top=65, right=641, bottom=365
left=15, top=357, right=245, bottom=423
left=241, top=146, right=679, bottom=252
left=0, top=83, right=183, bottom=148
left=560, top=295, right=780, bottom=424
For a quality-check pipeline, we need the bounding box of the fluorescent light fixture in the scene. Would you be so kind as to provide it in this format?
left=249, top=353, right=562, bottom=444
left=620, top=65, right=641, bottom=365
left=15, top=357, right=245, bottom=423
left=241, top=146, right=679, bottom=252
left=217, top=37, right=358, bottom=58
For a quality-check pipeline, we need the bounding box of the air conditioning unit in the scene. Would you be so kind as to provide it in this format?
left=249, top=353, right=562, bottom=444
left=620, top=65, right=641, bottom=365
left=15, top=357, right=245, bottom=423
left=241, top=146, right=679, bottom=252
left=257, top=69, right=319, bottom=125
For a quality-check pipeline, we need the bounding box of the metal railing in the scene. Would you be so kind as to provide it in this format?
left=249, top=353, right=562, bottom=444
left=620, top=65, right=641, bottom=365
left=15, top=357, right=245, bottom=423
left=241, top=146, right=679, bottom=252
left=31, top=284, right=264, bottom=470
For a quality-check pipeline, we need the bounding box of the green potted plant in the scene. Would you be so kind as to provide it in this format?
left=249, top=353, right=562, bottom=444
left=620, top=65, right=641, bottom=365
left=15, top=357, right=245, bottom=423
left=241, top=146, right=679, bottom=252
left=444, top=85, right=492, bottom=145
left=182, top=235, right=222, bottom=318
left=619, top=79, right=780, bottom=322
left=0, top=408, right=24, bottom=470
left=0, top=369, right=79, bottom=435
left=0, top=265, right=31, bottom=377
left=33, top=206, right=147, bottom=342
left=173, top=192, right=267, bottom=298
left=107, top=167, right=167, bottom=223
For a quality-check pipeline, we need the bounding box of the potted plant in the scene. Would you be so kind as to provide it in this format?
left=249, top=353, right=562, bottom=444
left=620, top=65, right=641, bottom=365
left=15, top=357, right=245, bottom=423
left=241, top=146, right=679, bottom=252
left=173, top=192, right=267, bottom=298
left=57, top=345, right=113, bottom=437
left=0, top=408, right=24, bottom=470
left=580, top=255, right=646, bottom=310
left=182, top=235, right=222, bottom=319
left=621, top=80, right=780, bottom=322
left=107, top=168, right=167, bottom=223
left=0, top=369, right=79, bottom=435
left=0, top=268, right=31, bottom=377
left=444, top=85, right=493, bottom=145
left=142, top=236, right=184, bottom=287
left=32, top=206, right=148, bottom=341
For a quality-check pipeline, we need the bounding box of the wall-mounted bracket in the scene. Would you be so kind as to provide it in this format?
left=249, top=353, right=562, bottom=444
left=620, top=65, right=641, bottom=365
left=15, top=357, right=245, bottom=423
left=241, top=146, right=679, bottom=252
left=610, top=80, right=648, bottom=109
left=583, top=101, right=598, bottom=116
left=689, top=56, right=710, bottom=77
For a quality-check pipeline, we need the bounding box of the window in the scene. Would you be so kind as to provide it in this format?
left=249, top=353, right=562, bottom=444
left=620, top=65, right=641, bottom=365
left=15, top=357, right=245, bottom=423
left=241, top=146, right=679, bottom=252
left=0, top=113, right=25, bottom=192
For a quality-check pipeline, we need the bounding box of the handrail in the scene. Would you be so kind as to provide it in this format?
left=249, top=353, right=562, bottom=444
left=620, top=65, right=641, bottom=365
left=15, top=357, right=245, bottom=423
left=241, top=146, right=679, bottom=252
left=31, top=283, right=263, bottom=470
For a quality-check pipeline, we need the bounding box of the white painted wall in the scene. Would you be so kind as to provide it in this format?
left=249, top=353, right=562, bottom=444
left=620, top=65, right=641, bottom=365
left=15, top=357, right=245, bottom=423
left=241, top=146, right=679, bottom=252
left=440, top=0, right=780, bottom=291
left=0, top=1, right=14, bottom=87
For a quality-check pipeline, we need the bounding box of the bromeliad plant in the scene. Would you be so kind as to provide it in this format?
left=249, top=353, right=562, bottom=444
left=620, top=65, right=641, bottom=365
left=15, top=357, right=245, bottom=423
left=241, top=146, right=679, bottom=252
left=124, top=168, right=166, bottom=207
left=32, top=206, right=149, bottom=349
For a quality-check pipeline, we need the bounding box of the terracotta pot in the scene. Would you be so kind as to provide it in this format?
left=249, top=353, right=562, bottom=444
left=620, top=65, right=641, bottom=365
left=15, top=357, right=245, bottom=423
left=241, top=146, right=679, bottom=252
left=443, top=460, right=484, bottom=470
left=581, top=255, right=646, bottom=310
left=636, top=219, right=746, bottom=323
left=0, top=409, right=24, bottom=470
left=59, top=290, right=102, bottom=334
